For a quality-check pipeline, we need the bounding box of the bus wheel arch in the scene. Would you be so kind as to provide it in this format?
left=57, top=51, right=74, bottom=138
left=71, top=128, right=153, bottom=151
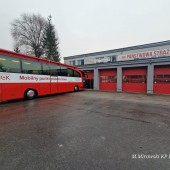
left=24, top=89, right=38, bottom=100
left=74, top=85, right=79, bottom=92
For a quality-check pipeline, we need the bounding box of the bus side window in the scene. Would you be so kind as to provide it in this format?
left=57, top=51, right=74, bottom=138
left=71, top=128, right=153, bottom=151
left=67, top=68, right=74, bottom=77
left=60, top=66, right=68, bottom=76
left=57, top=66, right=61, bottom=76
left=0, top=55, right=21, bottom=73
left=22, top=59, right=42, bottom=74
left=50, top=64, right=59, bottom=76
left=73, top=70, right=80, bottom=77
left=42, top=63, right=51, bottom=75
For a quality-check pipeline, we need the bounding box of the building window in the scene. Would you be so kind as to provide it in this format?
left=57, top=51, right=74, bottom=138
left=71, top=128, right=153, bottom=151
left=123, top=75, right=146, bottom=83
left=69, top=60, right=75, bottom=66
left=111, top=56, right=117, bottom=62
left=77, top=59, right=84, bottom=66
left=100, top=76, right=117, bottom=83
left=154, top=75, right=170, bottom=83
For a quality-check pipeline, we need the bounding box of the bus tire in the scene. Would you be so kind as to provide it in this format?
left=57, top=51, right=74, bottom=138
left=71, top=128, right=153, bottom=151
left=74, top=86, right=79, bottom=92
left=24, top=89, right=37, bottom=100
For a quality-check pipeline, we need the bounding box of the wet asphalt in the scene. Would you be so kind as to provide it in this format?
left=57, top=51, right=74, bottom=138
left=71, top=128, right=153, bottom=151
left=0, top=91, right=170, bottom=170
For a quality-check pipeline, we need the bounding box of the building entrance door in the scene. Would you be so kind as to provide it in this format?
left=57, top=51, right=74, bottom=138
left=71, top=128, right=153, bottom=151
left=86, top=79, right=94, bottom=89
left=84, top=70, right=94, bottom=89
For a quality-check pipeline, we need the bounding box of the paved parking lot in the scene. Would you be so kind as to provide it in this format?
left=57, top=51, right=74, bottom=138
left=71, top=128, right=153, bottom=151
left=0, top=91, right=170, bottom=170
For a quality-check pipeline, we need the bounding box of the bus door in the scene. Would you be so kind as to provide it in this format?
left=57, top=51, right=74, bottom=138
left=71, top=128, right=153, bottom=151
left=40, top=63, right=51, bottom=96
left=50, top=64, right=59, bottom=94
left=57, top=66, right=68, bottom=93
left=50, top=75, right=58, bottom=94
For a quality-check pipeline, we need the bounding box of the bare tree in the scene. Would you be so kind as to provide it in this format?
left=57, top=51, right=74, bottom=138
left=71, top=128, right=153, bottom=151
left=11, top=13, right=47, bottom=57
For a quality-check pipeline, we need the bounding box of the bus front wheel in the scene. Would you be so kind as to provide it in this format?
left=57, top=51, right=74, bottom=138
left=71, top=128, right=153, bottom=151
left=24, top=89, right=37, bottom=100
left=74, top=86, right=79, bottom=92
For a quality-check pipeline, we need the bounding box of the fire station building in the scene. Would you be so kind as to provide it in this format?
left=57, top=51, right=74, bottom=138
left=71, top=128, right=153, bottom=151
left=64, top=40, right=170, bottom=95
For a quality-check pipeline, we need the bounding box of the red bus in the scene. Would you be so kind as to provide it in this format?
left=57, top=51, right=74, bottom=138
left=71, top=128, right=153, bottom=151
left=0, top=48, right=86, bottom=101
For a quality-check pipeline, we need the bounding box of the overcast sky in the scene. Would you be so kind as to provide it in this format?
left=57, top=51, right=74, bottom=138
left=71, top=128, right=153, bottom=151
left=1, top=0, right=170, bottom=60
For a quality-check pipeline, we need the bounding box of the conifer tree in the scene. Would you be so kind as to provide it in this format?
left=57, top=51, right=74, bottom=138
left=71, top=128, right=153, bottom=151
left=42, top=15, right=60, bottom=61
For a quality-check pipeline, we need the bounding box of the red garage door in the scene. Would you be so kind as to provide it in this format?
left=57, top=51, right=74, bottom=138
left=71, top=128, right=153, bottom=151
left=99, top=69, right=117, bottom=91
left=154, top=65, right=170, bottom=94
left=122, top=67, right=147, bottom=93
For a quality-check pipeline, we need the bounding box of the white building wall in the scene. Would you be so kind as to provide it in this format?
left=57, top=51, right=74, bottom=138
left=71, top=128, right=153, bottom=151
left=64, top=42, right=170, bottom=66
